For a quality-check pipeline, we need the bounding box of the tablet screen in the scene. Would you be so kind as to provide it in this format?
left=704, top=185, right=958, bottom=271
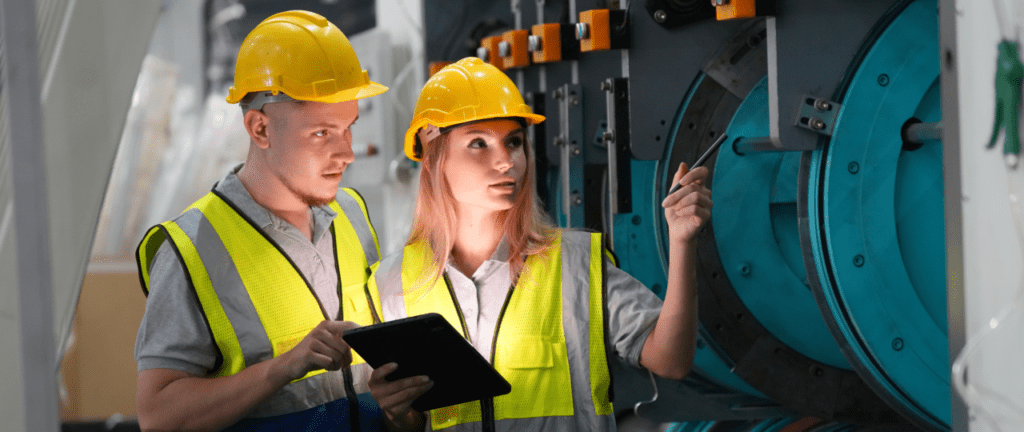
left=343, top=313, right=512, bottom=411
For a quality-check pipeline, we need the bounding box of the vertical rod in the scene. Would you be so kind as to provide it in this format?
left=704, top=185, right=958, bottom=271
left=569, top=0, right=578, bottom=85
left=0, top=0, right=59, bottom=430
left=559, top=85, right=572, bottom=227
left=604, top=81, right=617, bottom=249
left=940, top=0, right=968, bottom=430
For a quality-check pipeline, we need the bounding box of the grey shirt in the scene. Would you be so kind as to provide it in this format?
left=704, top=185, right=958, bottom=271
left=134, top=166, right=351, bottom=416
left=444, top=238, right=662, bottom=368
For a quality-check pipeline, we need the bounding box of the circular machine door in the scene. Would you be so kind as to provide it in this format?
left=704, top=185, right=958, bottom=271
left=800, top=0, right=949, bottom=429
left=651, top=0, right=945, bottom=427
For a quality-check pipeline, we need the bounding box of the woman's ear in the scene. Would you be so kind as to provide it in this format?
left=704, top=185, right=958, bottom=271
left=243, top=109, right=271, bottom=149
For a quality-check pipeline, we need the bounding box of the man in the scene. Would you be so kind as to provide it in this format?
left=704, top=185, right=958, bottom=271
left=133, top=10, right=387, bottom=431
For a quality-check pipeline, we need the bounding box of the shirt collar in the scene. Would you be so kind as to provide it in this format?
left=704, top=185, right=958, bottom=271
left=490, top=237, right=510, bottom=262
left=213, top=164, right=338, bottom=242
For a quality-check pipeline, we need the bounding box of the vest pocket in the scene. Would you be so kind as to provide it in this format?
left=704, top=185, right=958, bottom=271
left=341, top=283, right=374, bottom=366
left=494, top=335, right=574, bottom=419
left=273, top=329, right=327, bottom=382
left=273, top=330, right=307, bottom=355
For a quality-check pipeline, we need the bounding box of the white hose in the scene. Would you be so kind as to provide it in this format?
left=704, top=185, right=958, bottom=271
left=633, top=368, right=659, bottom=416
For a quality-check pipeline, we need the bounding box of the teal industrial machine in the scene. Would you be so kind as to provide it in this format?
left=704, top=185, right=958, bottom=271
left=425, top=0, right=948, bottom=429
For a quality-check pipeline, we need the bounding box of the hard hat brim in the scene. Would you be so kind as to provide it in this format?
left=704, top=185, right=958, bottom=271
left=403, top=113, right=546, bottom=162
left=226, top=80, right=389, bottom=105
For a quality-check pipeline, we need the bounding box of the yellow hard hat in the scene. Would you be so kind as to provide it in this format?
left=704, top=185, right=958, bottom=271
left=226, top=10, right=388, bottom=106
left=404, top=57, right=545, bottom=161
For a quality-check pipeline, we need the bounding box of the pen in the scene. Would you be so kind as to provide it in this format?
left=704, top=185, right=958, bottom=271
left=667, top=133, right=728, bottom=195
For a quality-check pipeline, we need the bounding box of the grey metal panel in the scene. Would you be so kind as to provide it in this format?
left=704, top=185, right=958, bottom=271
left=938, top=0, right=967, bottom=429
left=0, top=0, right=160, bottom=429
left=768, top=0, right=896, bottom=151
left=1, top=0, right=59, bottom=429
left=626, top=9, right=744, bottom=160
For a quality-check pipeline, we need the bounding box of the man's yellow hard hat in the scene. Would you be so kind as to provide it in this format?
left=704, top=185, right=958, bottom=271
left=404, top=57, right=545, bottom=161
left=226, top=10, right=388, bottom=107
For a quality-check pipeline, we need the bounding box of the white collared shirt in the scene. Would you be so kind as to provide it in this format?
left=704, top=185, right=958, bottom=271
left=444, top=240, right=513, bottom=360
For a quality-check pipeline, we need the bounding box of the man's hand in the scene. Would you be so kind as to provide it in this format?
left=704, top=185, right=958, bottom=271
left=278, top=320, right=360, bottom=382
left=369, top=362, right=432, bottom=431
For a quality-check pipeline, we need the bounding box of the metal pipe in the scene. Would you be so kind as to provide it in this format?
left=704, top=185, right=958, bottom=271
left=732, top=136, right=782, bottom=155
left=904, top=121, right=943, bottom=144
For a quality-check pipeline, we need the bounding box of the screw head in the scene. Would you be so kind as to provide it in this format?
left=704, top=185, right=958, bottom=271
left=631, top=215, right=642, bottom=225
left=653, top=9, right=667, bottom=23
left=601, top=80, right=612, bottom=91
left=853, top=254, right=865, bottom=267
left=813, top=99, right=832, bottom=111
left=892, top=338, right=904, bottom=351
left=553, top=136, right=565, bottom=146
left=809, top=365, right=824, bottom=377
left=571, top=193, right=583, bottom=206
left=575, top=22, right=590, bottom=40
left=739, top=263, right=751, bottom=276
left=810, top=118, right=826, bottom=130
left=571, top=145, right=581, bottom=155
left=571, top=97, right=579, bottom=106
left=877, top=74, right=890, bottom=86
left=528, top=35, right=542, bottom=52
left=553, top=88, right=564, bottom=99
left=848, top=161, right=860, bottom=174
left=602, top=131, right=614, bottom=143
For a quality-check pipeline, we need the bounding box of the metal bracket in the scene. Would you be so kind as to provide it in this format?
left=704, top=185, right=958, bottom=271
left=556, top=83, right=585, bottom=228
left=603, top=78, right=632, bottom=217
left=794, top=95, right=841, bottom=136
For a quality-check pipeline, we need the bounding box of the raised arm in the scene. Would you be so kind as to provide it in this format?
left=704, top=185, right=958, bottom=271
left=640, top=163, right=712, bottom=380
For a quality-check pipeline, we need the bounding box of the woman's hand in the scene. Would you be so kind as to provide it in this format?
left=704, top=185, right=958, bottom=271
left=662, top=162, right=713, bottom=244
left=369, top=362, right=432, bottom=431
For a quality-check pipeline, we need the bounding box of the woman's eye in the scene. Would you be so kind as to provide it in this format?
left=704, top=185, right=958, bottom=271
left=469, top=138, right=486, bottom=148
left=506, top=137, right=524, bottom=148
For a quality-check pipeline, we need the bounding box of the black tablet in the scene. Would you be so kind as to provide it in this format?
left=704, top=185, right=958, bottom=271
left=342, top=313, right=512, bottom=412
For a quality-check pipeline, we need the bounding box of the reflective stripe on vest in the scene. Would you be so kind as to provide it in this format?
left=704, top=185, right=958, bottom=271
left=134, top=189, right=381, bottom=379
left=368, top=230, right=615, bottom=431
left=331, top=188, right=382, bottom=329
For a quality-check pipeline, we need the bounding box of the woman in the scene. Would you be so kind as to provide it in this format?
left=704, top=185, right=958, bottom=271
left=365, top=58, right=712, bottom=432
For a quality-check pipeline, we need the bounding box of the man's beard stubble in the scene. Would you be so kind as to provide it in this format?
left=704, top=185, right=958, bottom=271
left=279, top=173, right=338, bottom=208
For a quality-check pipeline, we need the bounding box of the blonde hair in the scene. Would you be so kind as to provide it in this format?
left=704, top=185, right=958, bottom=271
left=407, top=123, right=558, bottom=289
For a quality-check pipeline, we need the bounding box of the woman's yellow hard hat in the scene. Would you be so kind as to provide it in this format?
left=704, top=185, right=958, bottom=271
left=405, top=57, right=545, bottom=161
left=226, top=10, right=388, bottom=106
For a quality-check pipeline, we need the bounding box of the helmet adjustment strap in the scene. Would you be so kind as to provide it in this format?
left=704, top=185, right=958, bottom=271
left=417, top=124, right=443, bottom=146
left=240, top=91, right=296, bottom=112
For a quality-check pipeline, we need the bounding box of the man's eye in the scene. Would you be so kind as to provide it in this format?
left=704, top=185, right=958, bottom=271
left=469, top=138, right=486, bottom=148
left=315, top=130, right=328, bottom=137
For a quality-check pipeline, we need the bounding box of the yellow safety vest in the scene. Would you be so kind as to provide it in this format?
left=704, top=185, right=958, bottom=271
left=366, top=230, right=616, bottom=431
left=135, top=188, right=381, bottom=379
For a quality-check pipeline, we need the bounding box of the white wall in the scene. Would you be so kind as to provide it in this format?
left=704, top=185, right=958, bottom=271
left=341, top=0, right=426, bottom=256
left=952, top=0, right=1024, bottom=430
